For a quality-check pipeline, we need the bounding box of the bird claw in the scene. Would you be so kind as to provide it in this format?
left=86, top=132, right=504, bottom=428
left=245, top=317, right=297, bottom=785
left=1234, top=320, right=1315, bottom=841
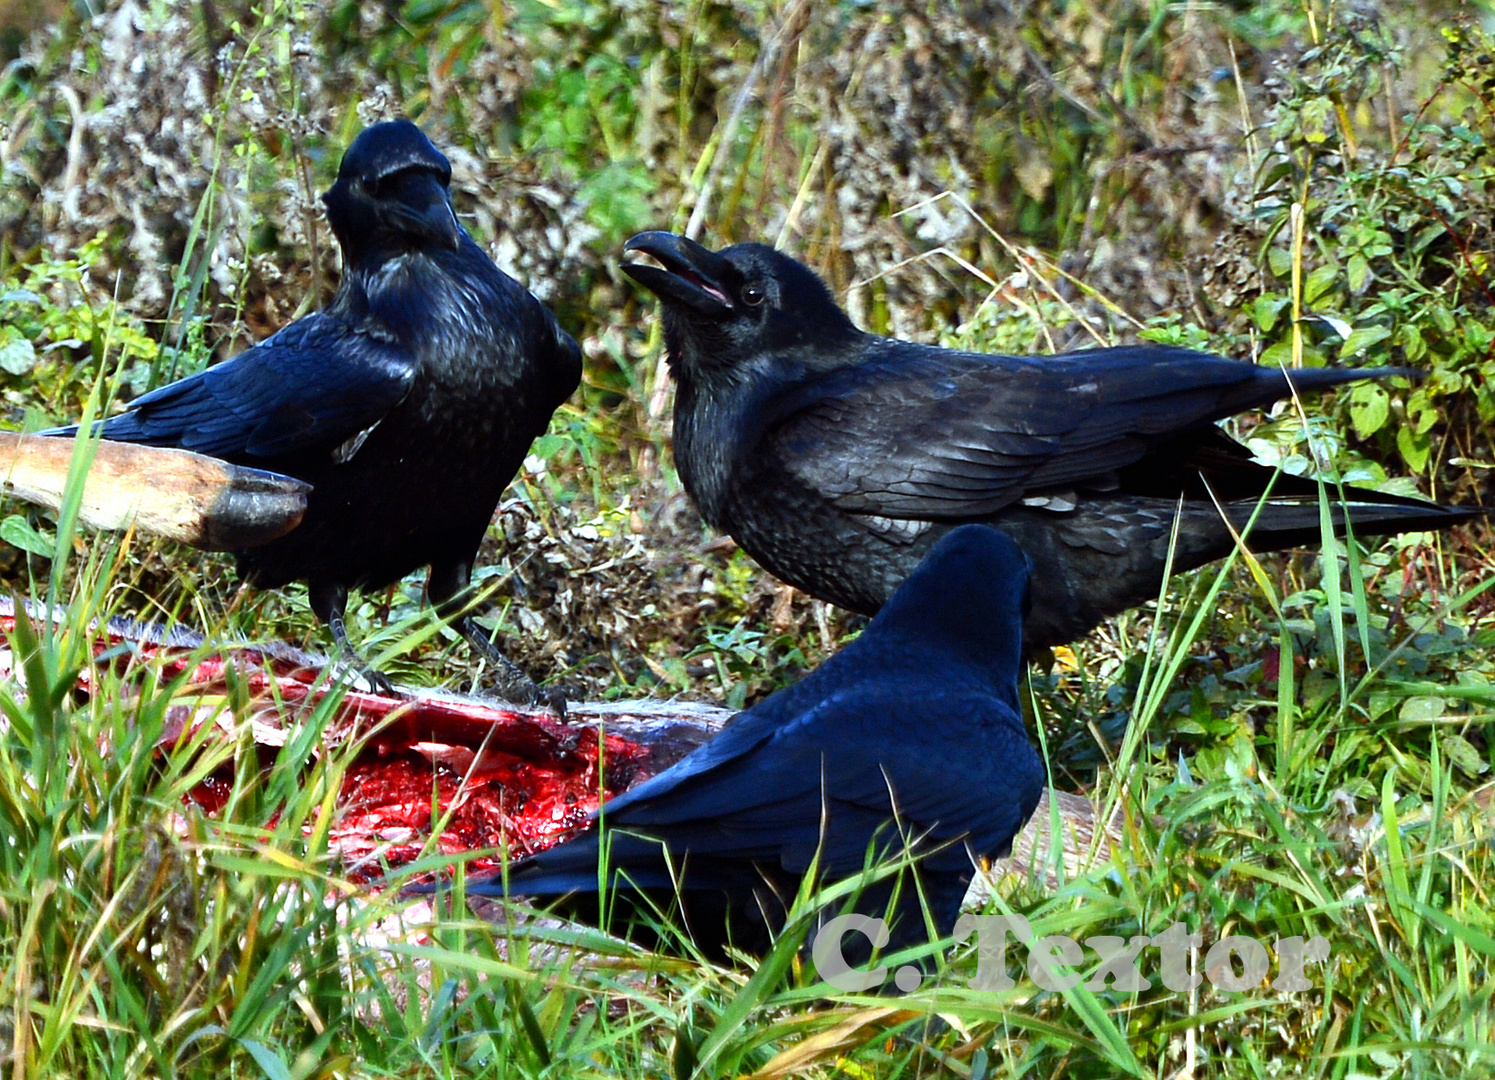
left=453, top=613, right=567, bottom=717
left=332, top=663, right=396, bottom=696
left=489, top=668, right=568, bottom=719
left=363, top=667, right=398, bottom=696
left=534, top=684, right=569, bottom=720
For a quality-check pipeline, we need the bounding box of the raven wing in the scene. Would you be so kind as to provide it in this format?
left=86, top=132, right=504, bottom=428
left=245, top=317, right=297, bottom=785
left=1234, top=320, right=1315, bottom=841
left=82, top=313, right=417, bottom=461
left=585, top=684, right=1041, bottom=880
left=771, top=343, right=1393, bottom=520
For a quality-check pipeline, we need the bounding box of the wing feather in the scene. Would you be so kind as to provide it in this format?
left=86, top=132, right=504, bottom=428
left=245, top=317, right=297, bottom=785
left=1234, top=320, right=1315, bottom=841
left=592, top=686, right=1038, bottom=878
left=772, top=343, right=1374, bottom=520
left=93, top=313, right=417, bottom=461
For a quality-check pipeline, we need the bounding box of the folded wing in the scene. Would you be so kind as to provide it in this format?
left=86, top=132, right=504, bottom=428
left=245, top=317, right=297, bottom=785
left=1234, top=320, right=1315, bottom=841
left=56, top=313, right=417, bottom=461
left=774, top=344, right=1408, bottom=520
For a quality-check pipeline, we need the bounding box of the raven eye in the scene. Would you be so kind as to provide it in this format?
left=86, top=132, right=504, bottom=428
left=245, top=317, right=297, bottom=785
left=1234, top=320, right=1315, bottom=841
left=741, top=282, right=766, bottom=306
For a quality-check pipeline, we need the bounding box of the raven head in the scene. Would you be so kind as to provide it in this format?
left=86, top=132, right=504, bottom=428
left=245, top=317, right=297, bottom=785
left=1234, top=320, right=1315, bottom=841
left=322, top=119, right=463, bottom=261
left=622, top=232, right=861, bottom=382
left=874, top=524, right=1032, bottom=698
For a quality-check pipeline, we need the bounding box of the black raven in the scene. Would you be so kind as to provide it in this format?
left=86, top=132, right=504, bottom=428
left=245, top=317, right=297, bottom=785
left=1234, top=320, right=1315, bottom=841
left=453, top=524, right=1042, bottom=963
left=49, top=120, right=582, bottom=707
left=621, top=231, right=1482, bottom=652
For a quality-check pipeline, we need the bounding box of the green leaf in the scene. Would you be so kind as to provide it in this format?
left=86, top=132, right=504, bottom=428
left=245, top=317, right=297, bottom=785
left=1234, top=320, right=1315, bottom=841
left=1256, top=158, right=1295, bottom=191
left=529, top=434, right=567, bottom=458
left=1303, top=264, right=1339, bottom=305
left=1380, top=770, right=1414, bottom=932
left=1441, top=734, right=1489, bottom=777
left=1412, top=222, right=1447, bottom=253
left=1398, top=696, right=1446, bottom=725
left=1251, top=295, right=1291, bottom=333
left=1397, top=425, right=1431, bottom=472
left=1299, top=97, right=1333, bottom=143
left=0, top=327, right=36, bottom=375
left=1346, top=252, right=1370, bottom=292
left=1347, top=382, right=1390, bottom=439
left=1341, top=324, right=1392, bottom=358
left=237, top=1039, right=292, bottom=1080
left=0, top=515, right=54, bottom=557
left=1397, top=323, right=1428, bottom=362
left=672, top=1020, right=698, bottom=1080
left=1407, top=389, right=1439, bottom=435
left=1260, top=341, right=1295, bottom=368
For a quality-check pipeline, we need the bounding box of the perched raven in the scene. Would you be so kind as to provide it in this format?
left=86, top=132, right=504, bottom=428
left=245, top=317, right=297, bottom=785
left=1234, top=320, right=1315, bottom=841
left=621, top=231, right=1482, bottom=652
left=49, top=121, right=582, bottom=707
left=451, top=524, right=1043, bottom=962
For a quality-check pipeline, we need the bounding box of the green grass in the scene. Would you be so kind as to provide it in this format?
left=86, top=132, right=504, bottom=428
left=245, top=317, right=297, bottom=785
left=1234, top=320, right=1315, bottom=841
left=3, top=446, right=1494, bottom=1074
left=5, top=525, right=1494, bottom=1078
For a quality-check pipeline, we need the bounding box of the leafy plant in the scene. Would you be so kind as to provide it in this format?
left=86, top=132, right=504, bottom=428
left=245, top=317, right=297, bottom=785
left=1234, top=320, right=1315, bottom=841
left=1244, top=19, right=1495, bottom=485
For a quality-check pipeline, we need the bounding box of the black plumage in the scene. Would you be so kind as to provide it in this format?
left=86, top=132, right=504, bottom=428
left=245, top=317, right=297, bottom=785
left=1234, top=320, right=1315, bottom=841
left=458, top=524, right=1042, bottom=961
left=49, top=121, right=581, bottom=706
left=621, top=231, right=1482, bottom=651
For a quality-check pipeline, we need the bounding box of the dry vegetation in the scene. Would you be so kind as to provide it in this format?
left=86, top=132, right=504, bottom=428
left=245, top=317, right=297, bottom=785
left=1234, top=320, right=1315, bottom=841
left=3, top=1, right=1495, bottom=1078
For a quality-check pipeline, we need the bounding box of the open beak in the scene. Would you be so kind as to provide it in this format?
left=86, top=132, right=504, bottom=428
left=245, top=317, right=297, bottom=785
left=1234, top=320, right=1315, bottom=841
left=622, top=232, right=735, bottom=315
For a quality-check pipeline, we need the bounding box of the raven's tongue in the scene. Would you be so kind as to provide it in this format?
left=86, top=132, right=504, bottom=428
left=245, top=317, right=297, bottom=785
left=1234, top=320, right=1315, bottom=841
left=626, top=250, right=733, bottom=307
left=679, top=267, right=731, bottom=306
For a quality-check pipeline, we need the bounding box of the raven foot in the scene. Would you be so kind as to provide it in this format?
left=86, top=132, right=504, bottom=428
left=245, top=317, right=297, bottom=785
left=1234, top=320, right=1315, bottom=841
left=493, top=667, right=569, bottom=719
left=324, top=654, right=397, bottom=695
left=312, top=583, right=399, bottom=696
left=455, top=614, right=567, bottom=718
left=353, top=664, right=397, bottom=696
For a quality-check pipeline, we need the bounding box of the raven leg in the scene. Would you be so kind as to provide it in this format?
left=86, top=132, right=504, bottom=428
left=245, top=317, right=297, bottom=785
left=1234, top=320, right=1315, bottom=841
left=308, top=581, right=395, bottom=694
left=427, top=561, right=566, bottom=716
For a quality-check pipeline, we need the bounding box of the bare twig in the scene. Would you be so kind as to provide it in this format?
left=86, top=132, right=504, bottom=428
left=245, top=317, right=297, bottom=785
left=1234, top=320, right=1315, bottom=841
left=683, top=0, right=809, bottom=241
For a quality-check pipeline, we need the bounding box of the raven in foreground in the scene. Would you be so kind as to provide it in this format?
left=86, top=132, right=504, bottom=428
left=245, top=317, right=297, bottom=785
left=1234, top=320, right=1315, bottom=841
left=622, top=231, right=1482, bottom=652
left=449, top=524, right=1043, bottom=962
left=49, top=121, right=582, bottom=707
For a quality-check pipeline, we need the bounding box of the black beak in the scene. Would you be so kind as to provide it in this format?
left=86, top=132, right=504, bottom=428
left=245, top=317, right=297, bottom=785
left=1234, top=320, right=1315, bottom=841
left=353, top=169, right=463, bottom=251
left=622, top=232, right=735, bottom=315
left=394, top=171, right=462, bottom=251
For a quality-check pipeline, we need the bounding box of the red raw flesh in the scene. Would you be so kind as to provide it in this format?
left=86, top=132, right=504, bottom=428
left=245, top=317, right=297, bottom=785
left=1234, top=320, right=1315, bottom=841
left=0, top=612, right=652, bottom=883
